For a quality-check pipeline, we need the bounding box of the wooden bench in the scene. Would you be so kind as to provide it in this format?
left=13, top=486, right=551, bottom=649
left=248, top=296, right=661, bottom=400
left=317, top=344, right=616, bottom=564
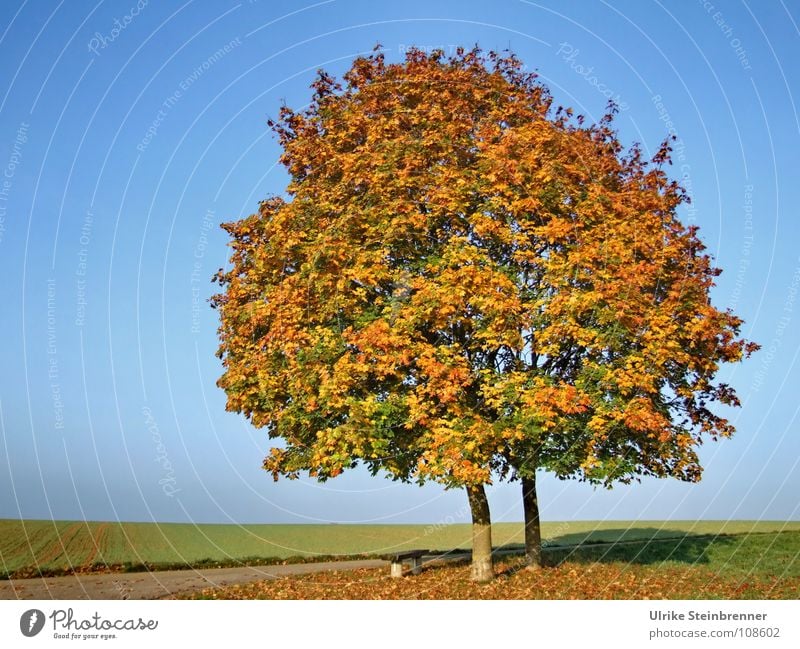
left=390, top=550, right=428, bottom=577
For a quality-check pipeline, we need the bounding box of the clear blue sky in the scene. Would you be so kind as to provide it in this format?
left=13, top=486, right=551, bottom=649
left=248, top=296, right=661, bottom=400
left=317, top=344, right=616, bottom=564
left=0, top=0, right=798, bottom=525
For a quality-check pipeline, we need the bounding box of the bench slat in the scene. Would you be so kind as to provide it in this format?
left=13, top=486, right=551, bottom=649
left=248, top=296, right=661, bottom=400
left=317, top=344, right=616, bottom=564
left=391, top=549, right=428, bottom=562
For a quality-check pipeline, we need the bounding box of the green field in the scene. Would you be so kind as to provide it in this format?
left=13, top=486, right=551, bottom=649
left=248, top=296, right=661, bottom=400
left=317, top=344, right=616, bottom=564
left=2, top=519, right=799, bottom=579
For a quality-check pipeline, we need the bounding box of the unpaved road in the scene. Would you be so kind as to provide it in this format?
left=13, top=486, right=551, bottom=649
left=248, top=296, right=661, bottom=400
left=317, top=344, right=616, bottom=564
left=0, top=559, right=388, bottom=599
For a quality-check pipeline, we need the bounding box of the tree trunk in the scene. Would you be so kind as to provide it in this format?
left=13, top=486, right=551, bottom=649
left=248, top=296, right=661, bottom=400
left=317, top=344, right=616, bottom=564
left=522, top=474, right=543, bottom=569
left=466, top=484, right=494, bottom=582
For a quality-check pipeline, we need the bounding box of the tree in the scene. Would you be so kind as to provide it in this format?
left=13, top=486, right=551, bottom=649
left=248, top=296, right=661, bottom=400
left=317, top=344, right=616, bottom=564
left=212, top=46, right=758, bottom=582
left=492, top=108, right=761, bottom=569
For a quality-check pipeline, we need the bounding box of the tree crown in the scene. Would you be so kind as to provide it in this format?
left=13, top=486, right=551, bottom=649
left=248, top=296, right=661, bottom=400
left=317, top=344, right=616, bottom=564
left=212, top=46, right=758, bottom=490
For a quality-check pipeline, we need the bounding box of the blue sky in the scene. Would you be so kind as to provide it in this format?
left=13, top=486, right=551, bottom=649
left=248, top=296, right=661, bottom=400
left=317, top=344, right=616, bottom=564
left=0, top=0, right=798, bottom=525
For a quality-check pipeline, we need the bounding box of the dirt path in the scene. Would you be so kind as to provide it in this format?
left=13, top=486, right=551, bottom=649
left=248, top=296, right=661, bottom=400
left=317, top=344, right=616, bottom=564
left=0, top=559, right=388, bottom=600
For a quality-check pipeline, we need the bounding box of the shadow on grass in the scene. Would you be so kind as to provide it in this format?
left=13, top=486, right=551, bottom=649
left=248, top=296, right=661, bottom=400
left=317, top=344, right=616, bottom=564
left=495, top=528, right=738, bottom=568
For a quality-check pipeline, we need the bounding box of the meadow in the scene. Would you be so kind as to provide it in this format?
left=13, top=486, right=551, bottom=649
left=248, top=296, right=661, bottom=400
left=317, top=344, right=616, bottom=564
left=1, top=518, right=798, bottom=580
left=186, top=528, right=800, bottom=600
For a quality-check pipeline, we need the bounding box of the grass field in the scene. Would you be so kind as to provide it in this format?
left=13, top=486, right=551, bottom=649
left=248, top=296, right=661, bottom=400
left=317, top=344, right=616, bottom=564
left=2, top=518, right=799, bottom=580
left=185, top=530, right=800, bottom=600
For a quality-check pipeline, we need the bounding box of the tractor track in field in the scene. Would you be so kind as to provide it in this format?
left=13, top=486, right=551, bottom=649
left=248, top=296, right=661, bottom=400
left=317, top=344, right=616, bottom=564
left=83, top=522, right=109, bottom=567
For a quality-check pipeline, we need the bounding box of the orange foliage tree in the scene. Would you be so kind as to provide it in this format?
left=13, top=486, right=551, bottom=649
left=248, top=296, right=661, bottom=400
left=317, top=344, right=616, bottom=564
left=212, top=47, right=758, bottom=582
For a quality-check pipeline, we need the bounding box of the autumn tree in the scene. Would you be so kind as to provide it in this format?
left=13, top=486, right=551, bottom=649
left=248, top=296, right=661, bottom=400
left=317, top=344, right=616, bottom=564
left=212, top=46, right=757, bottom=582
left=494, top=112, right=760, bottom=568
